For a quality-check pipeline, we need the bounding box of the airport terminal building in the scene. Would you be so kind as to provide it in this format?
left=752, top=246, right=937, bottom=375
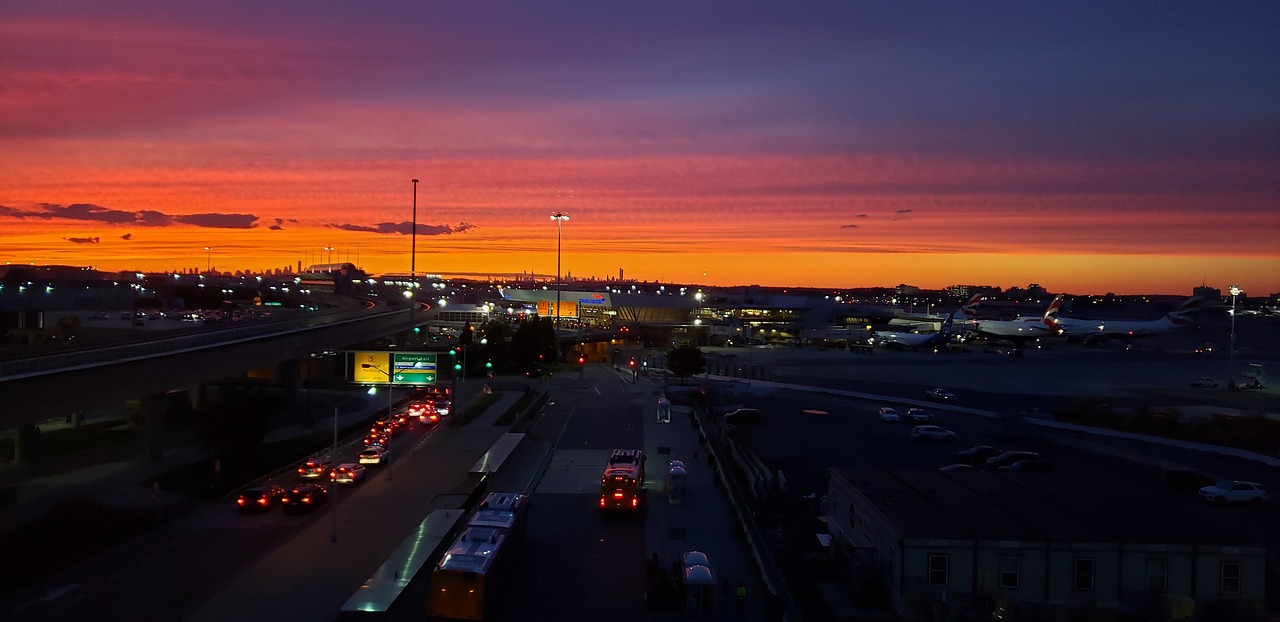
left=495, top=286, right=897, bottom=347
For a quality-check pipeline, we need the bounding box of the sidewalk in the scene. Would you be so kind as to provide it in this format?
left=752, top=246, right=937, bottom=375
left=636, top=372, right=773, bottom=622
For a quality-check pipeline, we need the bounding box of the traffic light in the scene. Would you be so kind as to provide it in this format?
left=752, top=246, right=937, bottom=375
left=628, top=357, right=636, bottom=368
left=485, top=360, right=493, bottom=369
left=453, top=361, right=462, bottom=371
left=578, top=355, right=586, bottom=365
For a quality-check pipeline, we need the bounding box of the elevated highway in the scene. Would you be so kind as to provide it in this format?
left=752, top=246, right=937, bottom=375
left=0, top=296, right=414, bottom=429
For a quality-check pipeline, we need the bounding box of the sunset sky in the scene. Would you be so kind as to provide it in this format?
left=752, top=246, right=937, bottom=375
left=2, top=2, right=1277, bottom=295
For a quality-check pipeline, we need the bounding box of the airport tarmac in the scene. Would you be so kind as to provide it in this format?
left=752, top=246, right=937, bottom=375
left=703, top=313, right=1280, bottom=408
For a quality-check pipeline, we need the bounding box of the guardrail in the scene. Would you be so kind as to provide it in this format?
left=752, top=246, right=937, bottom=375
left=690, top=397, right=804, bottom=622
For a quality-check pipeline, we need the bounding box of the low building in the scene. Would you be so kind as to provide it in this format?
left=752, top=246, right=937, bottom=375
left=827, top=467, right=1268, bottom=620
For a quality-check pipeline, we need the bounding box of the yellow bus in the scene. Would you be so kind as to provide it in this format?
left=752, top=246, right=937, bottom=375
left=427, top=492, right=529, bottom=620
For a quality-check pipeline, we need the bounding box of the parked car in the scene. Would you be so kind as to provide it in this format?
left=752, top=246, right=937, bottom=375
left=724, top=408, right=762, bottom=424
left=985, top=450, right=1040, bottom=470
left=999, top=459, right=1054, bottom=473
left=911, top=425, right=956, bottom=441
left=359, top=445, right=388, bottom=466
left=236, top=484, right=286, bottom=512
left=877, top=407, right=900, bottom=423
left=297, top=458, right=332, bottom=479
left=330, top=463, right=367, bottom=484
left=282, top=483, right=329, bottom=514
left=1189, top=377, right=1219, bottom=389
left=1199, top=481, right=1267, bottom=503
left=925, top=388, right=956, bottom=402
left=957, top=445, right=1002, bottom=465
left=907, top=408, right=933, bottom=423
left=938, top=463, right=977, bottom=472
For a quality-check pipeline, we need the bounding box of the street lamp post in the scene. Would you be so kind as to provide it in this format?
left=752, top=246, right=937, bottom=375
left=302, top=387, right=355, bottom=543
left=203, top=246, right=211, bottom=273
left=324, top=246, right=334, bottom=268
left=1229, top=284, right=1240, bottom=386
left=550, top=212, right=570, bottom=362
left=408, top=178, right=419, bottom=347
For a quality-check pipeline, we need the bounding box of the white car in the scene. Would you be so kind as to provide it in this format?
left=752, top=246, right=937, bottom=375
left=358, top=446, right=387, bottom=465
left=330, top=463, right=367, bottom=484
left=907, top=408, right=933, bottom=422
left=1199, top=481, right=1266, bottom=503
left=911, top=425, right=956, bottom=441
left=877, top=407, right=900, bottom=423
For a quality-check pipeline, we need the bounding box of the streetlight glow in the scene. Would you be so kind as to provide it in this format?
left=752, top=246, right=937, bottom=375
left=1229, top=284, right=1240, bottom=386
left=550, top=212, right=570, bottom=362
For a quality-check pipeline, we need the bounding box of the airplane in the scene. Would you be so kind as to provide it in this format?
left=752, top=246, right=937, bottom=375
left=1043, top=296, right=1203, bottom=343
left=966, top=297, right=1059, bottom=344
left=871, top=313, right=955, bottom=350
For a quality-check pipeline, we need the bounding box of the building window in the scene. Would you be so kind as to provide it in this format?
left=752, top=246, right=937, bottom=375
left=1146, top=559, right=1167, bottom=594
left=928, top=555, right=949, bottom=587
left=1220, top=562, right=1241, bottom=595
left=1073, top=558, right=1095, bottom=591
left=999, top=556, right=1021, bottom=589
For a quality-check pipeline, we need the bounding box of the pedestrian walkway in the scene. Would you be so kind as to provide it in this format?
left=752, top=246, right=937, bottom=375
left=635, top=373, right=772, bottom=622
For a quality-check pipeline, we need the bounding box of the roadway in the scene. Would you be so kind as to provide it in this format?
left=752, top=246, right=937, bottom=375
left=0, top=298, right=413, bottom=427
left=0, top=387, right=446, bottom=622
left=1, top=311, right=1277, bottom=621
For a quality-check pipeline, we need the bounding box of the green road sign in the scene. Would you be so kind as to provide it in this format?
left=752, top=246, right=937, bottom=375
left=391, top=352, right=437, bottom=385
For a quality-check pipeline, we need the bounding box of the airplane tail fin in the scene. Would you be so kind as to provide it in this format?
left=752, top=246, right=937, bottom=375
left=960, top=294, right=983, bottom=318
left=1042, top=295, right=1063, bottom=332
left=1165, top=296, right=1204, bottom=327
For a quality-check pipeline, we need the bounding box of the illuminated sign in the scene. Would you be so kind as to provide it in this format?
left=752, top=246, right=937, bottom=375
left=353, top=351, right=392, bottom=383
left=352, top=351, right=437, bottom=385
left=536, top=300, right=578, bottom=318
left=578, top=294, right=606, bottom=305
left=392, top=352, right=437, bottom=385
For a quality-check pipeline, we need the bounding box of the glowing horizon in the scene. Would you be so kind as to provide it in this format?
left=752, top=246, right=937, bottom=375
left=2, top=2, right=1277, bottom=296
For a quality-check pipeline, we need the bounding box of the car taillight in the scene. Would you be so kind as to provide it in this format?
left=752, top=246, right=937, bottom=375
left=302, top=497, right=312, bottom=503
left=258, top=498, right=269, bottom=506
left=237, top=498, right=246, bottom=506
left=599, top=497, right=606, bottom=507
left=282, top=496, right=290, bottom=503
left=614, top=491, right=624, bottom=499
left=632, top=497, right=638, bottom=508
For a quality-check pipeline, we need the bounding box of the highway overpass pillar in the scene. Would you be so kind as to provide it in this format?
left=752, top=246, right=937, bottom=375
left=12, top=423, right=42, bottom=464
left=142, top=392, right=169, bottom=462
left=276, top=360, right=300, bottom=412
left=188, top=383, right=206, bottom=411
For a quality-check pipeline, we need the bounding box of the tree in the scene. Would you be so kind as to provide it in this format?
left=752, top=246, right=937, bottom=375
left=666, top=344, right=706, bottom=382
left=508, top=316, right=557, bottom=368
